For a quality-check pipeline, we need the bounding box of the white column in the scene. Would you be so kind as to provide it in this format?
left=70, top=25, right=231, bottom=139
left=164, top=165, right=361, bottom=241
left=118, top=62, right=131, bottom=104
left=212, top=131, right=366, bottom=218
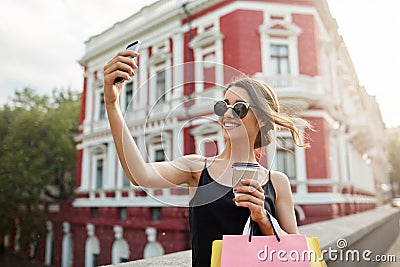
left=172, top=125, right=180, bottom=159
left=194, top=51, right=204, bottom=93
left=338, top=130, right=349, bottom=185
left=105, top=143, right=115, bottom=189
left=83, top=71, right=93, bottom=134
left=329, top=131, right=339, bottom=193
left=172, top=30, right=184, bottom=99
left=295, top=128, right=307, bottom=194
left=81, top=148, right=90, bottom=190
left=138, top=47, right=149, bottom=109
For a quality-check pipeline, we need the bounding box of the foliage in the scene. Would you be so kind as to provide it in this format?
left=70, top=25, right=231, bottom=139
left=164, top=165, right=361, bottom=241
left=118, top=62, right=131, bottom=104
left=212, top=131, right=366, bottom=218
left=0, top=88, right=80, bottom=247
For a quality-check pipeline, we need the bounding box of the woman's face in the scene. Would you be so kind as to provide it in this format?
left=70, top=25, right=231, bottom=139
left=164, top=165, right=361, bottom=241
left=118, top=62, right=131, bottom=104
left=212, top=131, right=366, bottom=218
left=218, top=86, right=261, bottom=145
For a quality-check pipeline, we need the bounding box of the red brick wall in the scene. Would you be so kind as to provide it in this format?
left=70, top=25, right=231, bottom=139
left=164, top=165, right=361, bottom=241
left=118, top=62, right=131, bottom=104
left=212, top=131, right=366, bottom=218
left=293, top=14, right=320, bottom=76
left=305, top=117, right=331, bottom=192
left=220, top=9, right=263, bottom=79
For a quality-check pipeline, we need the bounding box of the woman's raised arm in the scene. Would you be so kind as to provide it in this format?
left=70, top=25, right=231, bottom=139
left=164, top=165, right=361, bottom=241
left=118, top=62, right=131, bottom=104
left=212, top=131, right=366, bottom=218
left=103, top=50, right=200, bottom=188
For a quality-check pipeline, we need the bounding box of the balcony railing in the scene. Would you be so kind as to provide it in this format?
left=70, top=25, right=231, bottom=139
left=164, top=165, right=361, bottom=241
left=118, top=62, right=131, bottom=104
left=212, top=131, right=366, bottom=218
left=73, top=186, right=189, bottom=207
left=254, top=73, right=324, bottom=109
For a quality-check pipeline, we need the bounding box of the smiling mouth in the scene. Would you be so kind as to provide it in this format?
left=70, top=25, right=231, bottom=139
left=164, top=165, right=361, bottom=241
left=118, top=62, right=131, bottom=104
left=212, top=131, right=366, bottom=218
left=223, top=121, right=241, bottom=130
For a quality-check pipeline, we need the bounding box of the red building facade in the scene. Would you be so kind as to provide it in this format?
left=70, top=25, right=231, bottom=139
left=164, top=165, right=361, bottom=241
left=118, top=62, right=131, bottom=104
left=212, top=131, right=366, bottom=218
left=4, top=0, right=388, bottom=266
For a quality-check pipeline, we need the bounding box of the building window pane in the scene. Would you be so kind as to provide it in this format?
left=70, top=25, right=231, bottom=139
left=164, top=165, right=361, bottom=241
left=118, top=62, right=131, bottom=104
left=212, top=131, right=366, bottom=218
left=96, top=159, right=103, bottom=189
left=156, top=70, right=166, bottom=102
left=122, top=172, right=131, bottom=188
left=270, top=44, right=289, bottom=75
left=155, top=149, right=165, bottom=162
left=91, top=207, right=98, bottom=219
left=99, top=92, right=106, bottom=120
left=151, top=207, right=161, bottom=221
left=119, top=207, right=127, bottom=221
left=125, top=81, right=134, bottom=111
left=276, top=138, right=296, bottom=180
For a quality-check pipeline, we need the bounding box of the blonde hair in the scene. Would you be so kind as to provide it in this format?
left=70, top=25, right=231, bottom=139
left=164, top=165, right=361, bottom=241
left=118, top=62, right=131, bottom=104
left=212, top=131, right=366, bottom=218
left=227, top=77, right=312, bottom=149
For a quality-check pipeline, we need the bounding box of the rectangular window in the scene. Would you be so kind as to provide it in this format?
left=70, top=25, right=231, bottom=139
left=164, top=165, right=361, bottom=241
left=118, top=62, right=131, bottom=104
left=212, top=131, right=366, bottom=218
left=122, top=171, right=131, bottom=188
left=90, top=207, right=98, bottom=219
left=96, top=159, right=103, bottom=189
left=151, top=207, right=161, bottom=221
left=156, top=70, right=166, bottom=102
left=99, top=92, right=106, bottom=119
left=119, top=207, right=127, bottom=221
left=125, top=81, right=134, bottom=111
left=270, top=44, right=289, bottom=75
left=276, top=138, right=296, bottom=180
left=155, top=149, right=165, bottom=162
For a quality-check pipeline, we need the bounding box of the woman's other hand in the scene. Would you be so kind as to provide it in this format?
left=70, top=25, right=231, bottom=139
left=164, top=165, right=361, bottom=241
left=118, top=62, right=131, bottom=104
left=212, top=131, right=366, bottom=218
left=233, top=179, right=274, bottom=235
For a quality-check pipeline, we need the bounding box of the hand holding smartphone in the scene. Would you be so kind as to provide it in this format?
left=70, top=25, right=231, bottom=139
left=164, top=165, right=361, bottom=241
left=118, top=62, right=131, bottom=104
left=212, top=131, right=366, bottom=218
left=114, top=40, right=141, bottom=84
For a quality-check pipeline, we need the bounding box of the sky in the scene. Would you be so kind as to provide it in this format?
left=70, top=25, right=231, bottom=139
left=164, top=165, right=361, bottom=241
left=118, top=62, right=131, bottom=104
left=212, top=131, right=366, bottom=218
left=0, top=0, right=399, bottom=127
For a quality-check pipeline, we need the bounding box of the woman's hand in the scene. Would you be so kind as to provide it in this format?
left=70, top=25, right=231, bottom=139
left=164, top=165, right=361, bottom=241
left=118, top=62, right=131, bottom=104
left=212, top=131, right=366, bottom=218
left=233, top=179, right=274, bottom=235
left=103, top=50, right=139, bottom=105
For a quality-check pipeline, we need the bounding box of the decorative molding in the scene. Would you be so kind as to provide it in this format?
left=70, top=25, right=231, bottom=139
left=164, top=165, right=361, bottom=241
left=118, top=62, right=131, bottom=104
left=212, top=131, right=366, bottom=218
left=189, top=30, right=224, bottom=49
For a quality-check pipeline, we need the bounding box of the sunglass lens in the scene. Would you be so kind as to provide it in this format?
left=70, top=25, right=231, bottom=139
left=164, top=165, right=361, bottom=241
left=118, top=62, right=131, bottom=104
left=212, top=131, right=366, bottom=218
left=233, top=102, right=249, bottom=118
left=214, top=101, right=228, bottom=116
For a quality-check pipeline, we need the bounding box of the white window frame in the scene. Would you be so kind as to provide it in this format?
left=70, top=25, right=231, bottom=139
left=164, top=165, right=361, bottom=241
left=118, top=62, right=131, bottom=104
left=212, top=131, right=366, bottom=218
left=258, top=14, right=301, bottom=76
left=148, top=40, right=172, bottom=104
left=188, top=20, right=224, bottom=93
left=95, top=89, right=106, bottom=121
left=121, top=77, right=137, bottom=112
left=90, top=145, right=107, bottom=190
left=190, top=122, right=224, bottom=156
left=268, top=129, right=306, bottom=193
left=146, top=132, right=171, bottom=163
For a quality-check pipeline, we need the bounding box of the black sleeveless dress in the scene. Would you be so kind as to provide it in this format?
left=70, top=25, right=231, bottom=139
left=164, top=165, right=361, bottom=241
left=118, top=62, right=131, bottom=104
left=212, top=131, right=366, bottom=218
left=189, top=161, right=277, bottom=267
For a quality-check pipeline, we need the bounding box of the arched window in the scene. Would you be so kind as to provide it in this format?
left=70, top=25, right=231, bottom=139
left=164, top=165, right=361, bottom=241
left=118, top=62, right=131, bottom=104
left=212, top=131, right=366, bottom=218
left=44, top=221, right=53, bottom=266
left=111, top=226, right=130, bottom=264
left=89, top=145, right=107, bottom=190
left=62, top=222, right=73, bottom=267
left=143, top=227, right=164, bottom=259
left=85, top=224, right=100, bottom=267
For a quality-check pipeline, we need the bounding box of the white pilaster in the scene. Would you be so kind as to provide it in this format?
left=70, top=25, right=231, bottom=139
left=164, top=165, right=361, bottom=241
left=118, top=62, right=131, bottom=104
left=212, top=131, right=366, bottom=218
left=172, top=30, right=184, bottom=99
left=105, top=143, right=115, bottom=189
left=295, top=128, right=307, bottom=194
left=81, top=148, right=90, bottom=190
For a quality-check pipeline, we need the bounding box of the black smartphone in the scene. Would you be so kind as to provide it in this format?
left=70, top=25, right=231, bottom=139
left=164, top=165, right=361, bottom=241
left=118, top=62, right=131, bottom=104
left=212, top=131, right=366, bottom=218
left=114, top=40, right=141, bottom=84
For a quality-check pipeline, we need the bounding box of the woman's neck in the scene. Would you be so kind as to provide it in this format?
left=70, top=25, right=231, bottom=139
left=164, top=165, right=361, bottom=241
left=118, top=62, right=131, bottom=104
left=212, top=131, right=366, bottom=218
left=218, top=140, right=257, bottom=163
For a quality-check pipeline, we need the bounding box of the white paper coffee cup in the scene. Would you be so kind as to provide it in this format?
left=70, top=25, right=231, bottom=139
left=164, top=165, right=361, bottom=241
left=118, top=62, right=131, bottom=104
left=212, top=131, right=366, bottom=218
left=232, top=162, right=260, bottom=198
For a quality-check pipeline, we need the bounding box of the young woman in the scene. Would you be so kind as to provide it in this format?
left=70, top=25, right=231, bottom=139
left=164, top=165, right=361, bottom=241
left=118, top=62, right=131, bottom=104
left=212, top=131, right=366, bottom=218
left=103, top=49, right=311, bottom=267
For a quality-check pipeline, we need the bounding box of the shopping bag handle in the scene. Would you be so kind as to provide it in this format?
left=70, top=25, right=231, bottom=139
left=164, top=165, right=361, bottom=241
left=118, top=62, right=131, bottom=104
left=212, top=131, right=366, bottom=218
left=249, top=212, right=281, bottom=242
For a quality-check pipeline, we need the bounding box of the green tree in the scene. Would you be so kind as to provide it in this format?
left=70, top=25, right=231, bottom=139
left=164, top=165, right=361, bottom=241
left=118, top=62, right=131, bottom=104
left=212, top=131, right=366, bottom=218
left=0, top=88, right=80, bottom=247
left=388, top=133, right=400, bottom=196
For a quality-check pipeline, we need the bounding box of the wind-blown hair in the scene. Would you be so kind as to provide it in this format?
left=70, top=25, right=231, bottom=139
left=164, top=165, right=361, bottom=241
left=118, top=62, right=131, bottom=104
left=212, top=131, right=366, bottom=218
left=227, top=77, right=312, bottom=149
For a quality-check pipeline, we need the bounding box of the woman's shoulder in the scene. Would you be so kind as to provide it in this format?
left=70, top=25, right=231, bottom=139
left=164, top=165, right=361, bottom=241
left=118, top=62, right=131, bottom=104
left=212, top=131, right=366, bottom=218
left=175, top=154, right=207, bottom=172
left=269, top=170, right=290, bottom=184
left=268, top=170, right=292, bottom=200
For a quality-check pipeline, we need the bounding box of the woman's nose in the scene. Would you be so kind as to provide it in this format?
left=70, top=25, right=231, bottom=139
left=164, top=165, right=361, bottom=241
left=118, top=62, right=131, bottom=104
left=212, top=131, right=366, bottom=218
left=224, top=107, right=235, bottom=118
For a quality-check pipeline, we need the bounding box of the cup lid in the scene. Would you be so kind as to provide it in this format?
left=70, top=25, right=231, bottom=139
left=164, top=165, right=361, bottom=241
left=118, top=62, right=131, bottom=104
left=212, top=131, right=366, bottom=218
left=232, top=162, right=260, bottom=168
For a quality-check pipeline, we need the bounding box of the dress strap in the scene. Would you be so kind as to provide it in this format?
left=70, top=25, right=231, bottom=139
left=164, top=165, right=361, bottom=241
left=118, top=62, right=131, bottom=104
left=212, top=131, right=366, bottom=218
left=204, top=157, right=207, bottom=169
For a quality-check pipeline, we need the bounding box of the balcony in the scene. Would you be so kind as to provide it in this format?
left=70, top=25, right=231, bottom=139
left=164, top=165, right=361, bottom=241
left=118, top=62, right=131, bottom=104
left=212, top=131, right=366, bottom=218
left=254, top=73, right=325, bottom=110
left=73, top=186, right=189, bottom=207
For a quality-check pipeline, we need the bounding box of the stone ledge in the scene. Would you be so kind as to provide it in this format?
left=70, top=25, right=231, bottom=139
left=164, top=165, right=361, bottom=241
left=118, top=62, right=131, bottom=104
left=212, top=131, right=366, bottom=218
left=299, top=205, right=399, bottom=249
left=102, top=206, right=400, bottom=267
